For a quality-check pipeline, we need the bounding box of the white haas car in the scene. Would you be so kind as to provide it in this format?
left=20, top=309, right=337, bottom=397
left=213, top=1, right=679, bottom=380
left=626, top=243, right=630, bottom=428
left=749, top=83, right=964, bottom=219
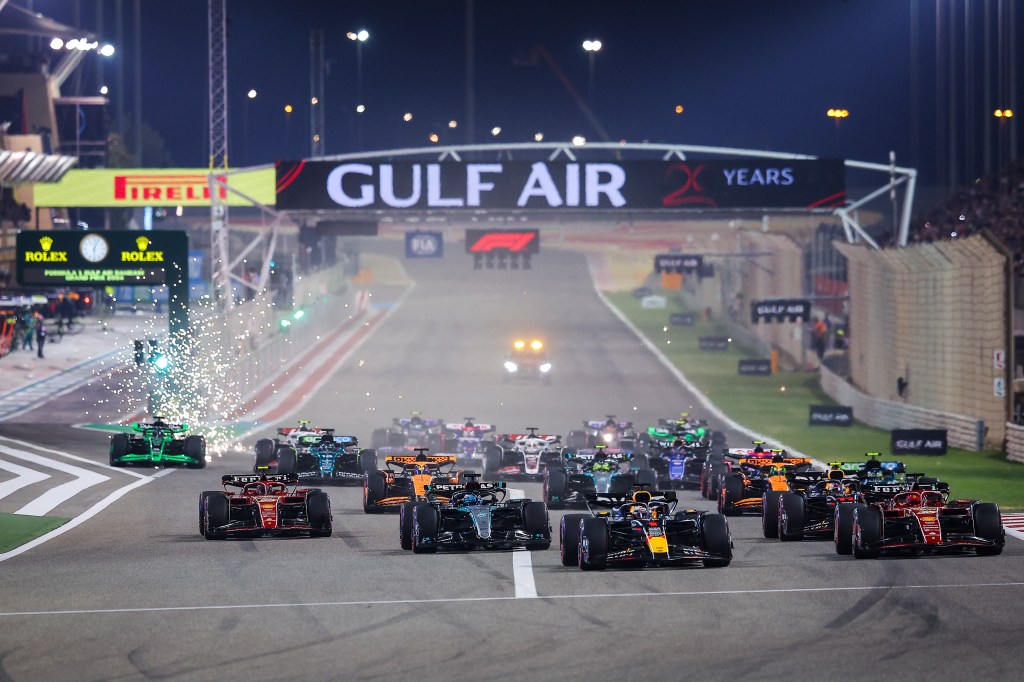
left=484, top=427, right=565, bottom=481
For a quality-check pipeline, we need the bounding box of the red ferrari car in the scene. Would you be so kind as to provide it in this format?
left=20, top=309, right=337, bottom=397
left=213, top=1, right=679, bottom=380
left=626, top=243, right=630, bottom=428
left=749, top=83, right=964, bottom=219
left=200, top=473, right=332, bottom=539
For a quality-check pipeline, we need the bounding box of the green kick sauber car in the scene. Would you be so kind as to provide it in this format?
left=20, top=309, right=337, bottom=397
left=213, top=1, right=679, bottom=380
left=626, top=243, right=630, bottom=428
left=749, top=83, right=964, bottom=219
left=109, top=419, right=207, bottom=468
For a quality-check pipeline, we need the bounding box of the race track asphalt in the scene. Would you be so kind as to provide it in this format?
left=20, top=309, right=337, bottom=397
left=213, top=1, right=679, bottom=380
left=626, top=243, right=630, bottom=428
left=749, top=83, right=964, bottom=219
left=1, top=243, right=1022, bottom=682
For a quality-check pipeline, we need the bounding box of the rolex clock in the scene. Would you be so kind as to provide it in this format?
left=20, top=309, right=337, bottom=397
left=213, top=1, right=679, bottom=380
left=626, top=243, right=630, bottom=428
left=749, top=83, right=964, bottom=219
left=80, top=233, right=109, bottom=263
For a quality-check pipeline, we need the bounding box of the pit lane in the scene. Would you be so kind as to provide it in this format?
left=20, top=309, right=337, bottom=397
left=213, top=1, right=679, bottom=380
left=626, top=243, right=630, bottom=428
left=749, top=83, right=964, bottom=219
left=0, top=242, right=1022, bottom=682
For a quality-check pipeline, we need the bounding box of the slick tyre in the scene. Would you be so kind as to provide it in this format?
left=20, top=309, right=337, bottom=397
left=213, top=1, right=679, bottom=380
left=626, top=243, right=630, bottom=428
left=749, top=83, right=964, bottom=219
left=204, top=494, right=229, bottom=540
left=566, top=430, right=588, bottom=450
left=399, top=502, right=415, bottom=550
left=371, top=429, right=388, bottom=449
left=544, top=468, right=568, bottom=510
left=483, top=444, right=503, bottom=475
left=199, top=491, right=221, bottom=536
left=560, top=513, right=588, bottom=566
left=357, top=449, right=378, bottom=475
left=707, top=462, right=727, bottom=499
left=363, top=471, right=387, bottom=513
left=973, top=502, right=1004, bottom=556
left=307, top=492, right=332, bottom=537
left=834, top=502, right=861, bottom=556
left=778, top=492, right=805, bottom=541
left=276, top=447, right=298, bottom=475
left=762, top=491, right=782, bottom=538
left=635, top=468, right=658, bottom=491
left=578, top=518, right=608, bottom=571
left=523, top=501, right=551, bottom=549
left=719, top=475, right=743, bottom=516
left=701, top=513, right=733, bottom=568
left=852, top=507, right=883, bottom=559
left=184, top=435, right=206, bottom=468
left=109, top=433, right=129, bottom=467
left=412, top=503, right=439, bottom=554
left=254, top=438, right=276, bottom=468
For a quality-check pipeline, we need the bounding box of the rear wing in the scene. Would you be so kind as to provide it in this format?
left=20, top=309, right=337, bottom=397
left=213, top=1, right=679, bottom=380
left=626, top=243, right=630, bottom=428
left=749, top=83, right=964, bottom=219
left=134, top=422, right=186, bottom=433
left=501, top=433, right=560, bottom=443
left=586, top=420, right=633, bottom=429
left=568, top=449, right=632, bottom=462
left=428, top=481, right=505, bottom=493
left=278, top=426, right=334, bottom=436
left=222, top=473, right=298, bottom=486
left=445, top=422, right=494, bottom=432
left=395, top=417, right=442, bottom=427
left=828, top=461, right=866, bottom=473
left=584, top=490, right=678, bottom=507
left=385, top=454, right=457, bottom=468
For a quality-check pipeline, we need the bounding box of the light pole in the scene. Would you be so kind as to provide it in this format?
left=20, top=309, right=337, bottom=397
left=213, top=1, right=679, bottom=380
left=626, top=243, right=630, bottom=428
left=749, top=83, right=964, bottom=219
left=347, top=29, right=369, bottom=150
left=582, top=39, right=602, bottom=108
left=243, top=89, right=257, bottom=166
left=826, top=108, right=849, bottom=154
left=994, top=109, right=1014, bottom=178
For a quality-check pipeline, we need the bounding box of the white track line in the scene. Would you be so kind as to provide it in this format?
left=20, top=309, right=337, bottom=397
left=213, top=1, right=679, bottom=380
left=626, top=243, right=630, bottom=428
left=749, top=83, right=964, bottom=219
left=0, top=434, right=151, bottom=480
left=0, top=468, right=174, bottom=564
left=3, top=582, right=1022, bottom=617
left=0, top=458, right=50, bottom=501
left=0, top=443, right=110, bottom=516
left=507, top=487, right=538, bottom=599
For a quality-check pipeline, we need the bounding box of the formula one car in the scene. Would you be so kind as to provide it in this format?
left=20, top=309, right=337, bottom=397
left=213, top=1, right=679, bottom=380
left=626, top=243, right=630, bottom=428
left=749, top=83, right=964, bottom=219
left=109, top=418, right=206, bottom=468
left=254, top=421, right=376, bottom=482
left=371, top=412, right=445, bottom=450
left=700, top=441, right=775, bottom=500
left=839, top=489, right=1004, bottom=558
left=363, top=449, right=464, bottom=513
left=647, top=434, right=715, bottom=490
left=484, top=428, right=564, bottom=481
left=402, top=473, right=551, bottom=552
left=565, top=416, right=639, bottom=450
left=199, top=473, right=331, bottom=539
left=828, top=456, right=948, bottom=504
left=442, top=418, right=497, bottom=464
left=717, top=449, right=817, bottom=516
left=764, top=469, right=861, bottom=540
left=544, top=447, right=659, bottom=509
left=502, top=338, right=552, bottom=384
left=559, top=488, right=732, bottom=570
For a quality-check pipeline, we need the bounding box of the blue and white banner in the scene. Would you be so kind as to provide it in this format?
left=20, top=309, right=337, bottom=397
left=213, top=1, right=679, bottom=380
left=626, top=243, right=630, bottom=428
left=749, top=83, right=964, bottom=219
left=405, top=231, right=444, bottom=259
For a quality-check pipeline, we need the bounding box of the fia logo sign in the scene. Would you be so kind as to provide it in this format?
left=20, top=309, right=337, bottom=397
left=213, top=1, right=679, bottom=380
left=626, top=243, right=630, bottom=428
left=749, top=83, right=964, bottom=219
left=406, top=231, right=443, bottom=259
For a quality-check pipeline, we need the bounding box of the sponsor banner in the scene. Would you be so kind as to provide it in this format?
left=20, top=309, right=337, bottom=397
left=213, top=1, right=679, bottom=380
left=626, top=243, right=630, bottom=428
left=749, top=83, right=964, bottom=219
left=809, top=404, right=853, bottom=426
left=654, top=254, right=702, bottom=274
left=465, top=229, right=539, bottom=254
left=669, top=312, right=695, bottom=326
left=890, top=429, right=948, bottom=455
left=751, top=298, right=812, bottom=324
left=274, top=159, right=846, bottom=212
left=317, top=221, right=379, bottom=237
left=34, top=168, right=276, bottom=207
left=16, top=230, right=187, bottom=286
left=738, top=359, right=773, bottom=376
left=405, top=231, right=444, bottom=258
left=641, top=295, right=667, bottom=309
left=699, top=336, right=730, bottom=351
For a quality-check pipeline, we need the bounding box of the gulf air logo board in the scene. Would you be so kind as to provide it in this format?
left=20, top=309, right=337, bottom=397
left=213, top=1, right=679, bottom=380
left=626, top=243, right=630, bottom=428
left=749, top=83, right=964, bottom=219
left=34, top=168, right=276, bottom=207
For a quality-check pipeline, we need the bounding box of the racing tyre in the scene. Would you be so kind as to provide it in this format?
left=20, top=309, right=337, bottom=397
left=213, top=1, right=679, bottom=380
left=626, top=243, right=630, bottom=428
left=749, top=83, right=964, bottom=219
left=834, top=502, right=861, bottom=555
left=387, top=431, right=407, bottom=448
left=719, top=475, right=744, bottom=516
left=559, top=513, right=589, bottom=566
left=608, top=473, right=635, bottom=496
left=399, top=502, right=416, bottom=550
left=578, top=518, right=608, bottom=570
left=635, top=468, right=658, bottom=491
left=707, top=462, right=727, bottom=499
left=973, top=502, right=1004, bottom=556
left=778, top=492, right=805, bottom=541
left=412, top=503, right=439, bottom=554
left=363, top=471, right=387, bottom=513
left=852, top=507, right=883, bottom=559
left=254, top=438, right=276, bottom=469
left=631, top=454, right=650, bottom=469
left=184, top=435, right=206, bottom=468
left=204, top=494, right=229, bottom=540
left=371, top=428, right=388, bottom=449
left=566, top=430, right=589, bottom=450
left=199, top=491, right=221, bottom=536
left=307, top=492, right=332, bottom=537
left=109, top=433, right=129, bottom=467
left=710, top=431, right=727, bottom=447
left=357, top=449, right=378, bottom=475
left=523, top=501, right=551, bottom=549
left=483, top=443, right=503, bottom=475
left=276, top=447, right=297, bottom=475
left=701, top=513, right=733, bottom=567
left=762, top=491, right=782, bottom=538
left=544, top=468, right=568, bottom=509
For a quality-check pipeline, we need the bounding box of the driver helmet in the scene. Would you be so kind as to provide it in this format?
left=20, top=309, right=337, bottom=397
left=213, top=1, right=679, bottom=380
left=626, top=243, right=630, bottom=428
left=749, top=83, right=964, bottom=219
left=769, top=465, right=786, bottom=476
left=824, top=480, right=844, bottom=494
left=593, top=460, right=613, bottom=472
left=631, top=505, right=650, bottom=520
left=244, top=482, right=267, bottom=496
left=672, top=439, right=684, bottom=449
left=462, top=493, right=480, bottom=506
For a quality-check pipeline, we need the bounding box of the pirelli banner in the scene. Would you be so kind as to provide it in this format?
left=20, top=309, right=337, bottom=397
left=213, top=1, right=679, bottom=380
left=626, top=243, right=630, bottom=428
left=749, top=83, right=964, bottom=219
left=274, top=159, right=846, bottom=211
left=33, top=168, right=276, bottom=207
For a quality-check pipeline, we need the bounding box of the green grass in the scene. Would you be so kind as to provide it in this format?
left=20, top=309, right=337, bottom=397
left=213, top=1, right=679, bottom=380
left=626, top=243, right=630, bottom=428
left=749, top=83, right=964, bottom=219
left=607, top=291, right=1024, bottom=510
left=0, top=513, right=69, bottom=553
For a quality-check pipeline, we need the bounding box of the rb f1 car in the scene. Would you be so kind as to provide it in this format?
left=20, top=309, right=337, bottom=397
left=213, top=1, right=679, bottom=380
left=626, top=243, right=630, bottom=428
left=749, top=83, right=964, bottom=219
left=566, top=416, right=638, bottom=450
left=363, top=450, right=463, bottom=513
left=110, top=418, right=206, bottom=468
left=442, top=418, right=497, bottom=464
left=559, top=489, right=732, bottom=570
left=372, top=412, right=445, bottom=450
left=199, top=473, right=331, bottom=539
left=401, top=473, right=551, bottom=552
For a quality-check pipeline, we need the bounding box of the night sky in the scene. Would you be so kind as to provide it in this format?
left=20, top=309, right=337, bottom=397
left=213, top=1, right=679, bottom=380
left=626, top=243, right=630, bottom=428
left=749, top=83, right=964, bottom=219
left=23, top=1, right=1024, bottom=186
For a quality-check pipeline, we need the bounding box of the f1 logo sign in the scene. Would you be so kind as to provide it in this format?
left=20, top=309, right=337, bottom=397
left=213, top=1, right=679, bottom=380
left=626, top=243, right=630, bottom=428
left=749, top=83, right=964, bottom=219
left=465, top=229, right=540, bottom=254
left=406, top=231, right=443, bottom=258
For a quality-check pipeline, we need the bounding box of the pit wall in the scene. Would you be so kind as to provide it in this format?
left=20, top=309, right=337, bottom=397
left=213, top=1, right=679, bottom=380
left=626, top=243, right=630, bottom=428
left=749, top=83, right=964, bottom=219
left=835, top=234, right=1010, bottom=449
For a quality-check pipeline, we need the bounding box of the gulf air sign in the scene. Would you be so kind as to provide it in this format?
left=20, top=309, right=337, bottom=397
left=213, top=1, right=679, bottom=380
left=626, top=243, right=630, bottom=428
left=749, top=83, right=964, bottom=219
left=34, top=168, right=276, bottom=207
left=275, top=159, right=846, bottom=212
